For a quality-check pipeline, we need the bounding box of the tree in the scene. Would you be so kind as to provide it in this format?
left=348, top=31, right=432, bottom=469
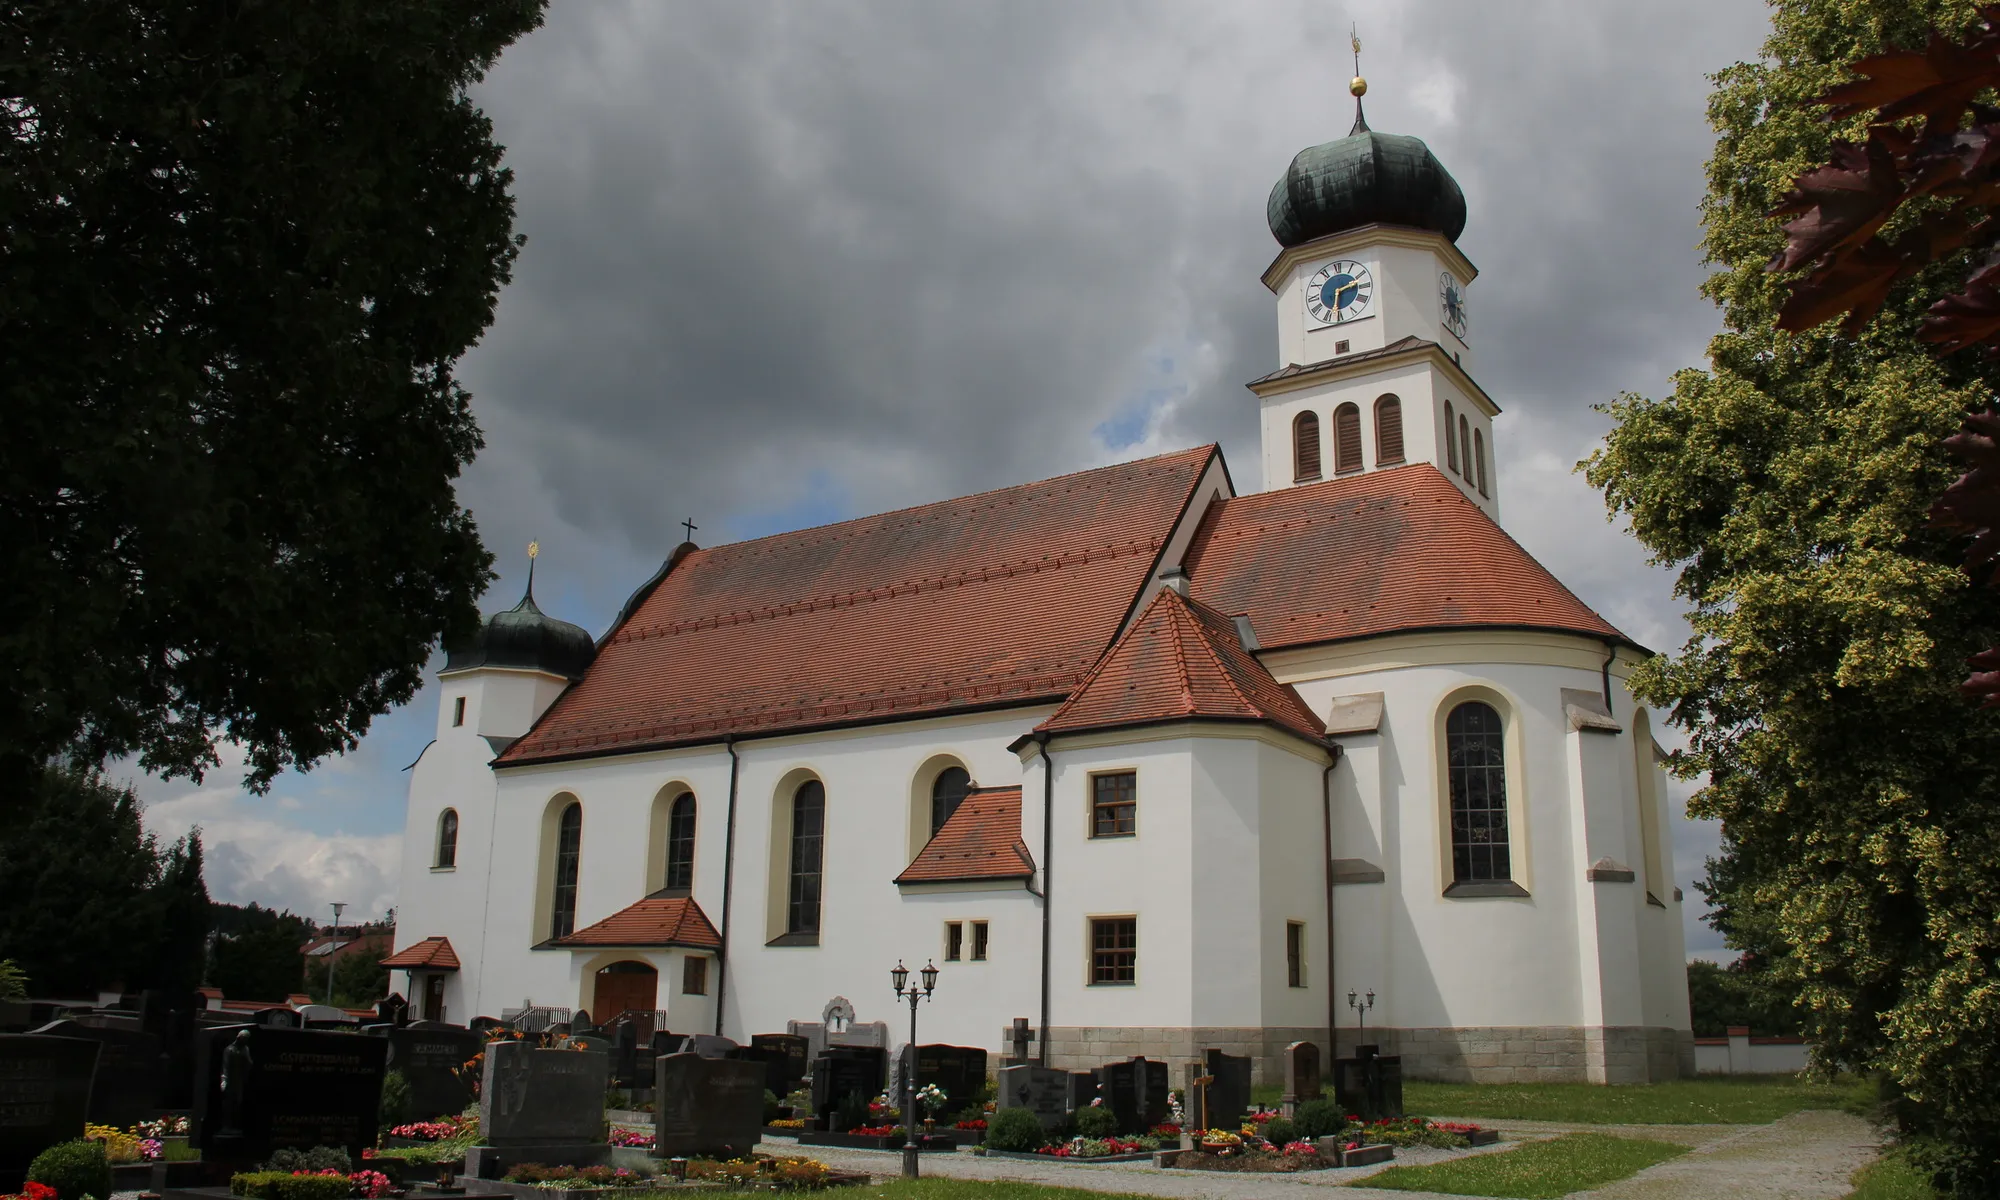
left=1, top=0, right=549, bottom=795
left=1686, top=958, right=1802, bottom=1038
left=133, top=832, right=211, bottom=994
left=1586, top=0, right=2000, bottom=1189
left=209, top=903, right=311, bottom=1003
left=328, top=947, right=389, bottom=1010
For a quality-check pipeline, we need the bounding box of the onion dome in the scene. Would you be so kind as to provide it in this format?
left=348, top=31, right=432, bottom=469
left=1267, top=96, right=1466, bottom=248
left=443, top=550, right=595, bottom=680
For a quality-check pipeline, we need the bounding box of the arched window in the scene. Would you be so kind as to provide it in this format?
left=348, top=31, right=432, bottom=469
left=1292, top=411, right=1322, bottom=480
left=787, top=780, right=826, bottom=935
left=1443, top=401, right=1461, bottom=473
left=551, top=801, right=582, bottom=939
left=1459, top=415, right=1473, bottom=484
left=664, top=793, right=697, bottom=892
left=930, top=767, right=972, bottom=839
left=1473, top=428, right=1489, bottom=496
left=434, top=809, right=459, bottom=869
left=1446, top=702, right=1510, bottom=883
left=1375, top=395, right=1404, bottom=465
left=1332, top=403, right=1362, bottom=473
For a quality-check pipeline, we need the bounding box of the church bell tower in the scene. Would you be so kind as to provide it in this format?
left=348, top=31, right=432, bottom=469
left=1250, top=48, right=1498, bottom=514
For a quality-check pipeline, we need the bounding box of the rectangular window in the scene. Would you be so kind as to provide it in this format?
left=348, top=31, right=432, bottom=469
left=1091, top=772, right=1137, bottom=838
left=945, top=921, right=963, bottom=962
left=971, top=921, right=989, bottom=961
left=1286, top=921, right=1306, bottom=988
left=1090, top=917, right=1137, bottom=985
left=452, top=696, right=466, bottom=727
left=682, top=955, right=708, bottom=996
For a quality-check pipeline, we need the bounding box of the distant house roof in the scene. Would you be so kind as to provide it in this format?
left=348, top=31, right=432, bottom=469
left=1035, top=587, right=1325, bottom=744
left=551, top=897, right=722, bottom=950
left=496, top=445, right=1220, bottom=766
left=895, top=787, right=1036, bottom=885
left=381, top=936, right=461, bottom=971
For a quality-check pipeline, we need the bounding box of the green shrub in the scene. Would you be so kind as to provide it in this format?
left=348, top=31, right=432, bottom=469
left=1072, top=1104, right=1120, bottom=1138
left=265, top=1147, right=352, bottom=1174
left=231, top=1169, right=290, bottom=1198
left=985, top=1106, right=1048, bottom=1152
left=1262, top=1116, right=1297, bottom=1145
left=763, top=1089, right=783, bottom=1123
left=277, top=1173, right=359, bottom=1200
left=1292, top=1098, right=1344, bottom=1139
left=28, top=1139, right=113, bottom=1200
left=379, top=1069, right=412, bottom=1129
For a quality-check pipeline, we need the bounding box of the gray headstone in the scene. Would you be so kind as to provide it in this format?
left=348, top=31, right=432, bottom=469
left=191, top=1025, right=389, bottom=1160
left=1281, top=1041, right=1322, bottom=1113
left=745, top=1034, right=811, bottom=1097
left=830, top=1020, right=887, bottom=1049
left=653, top=1052, right=763, bottom=1157
left=479, top=1040, right=610, bottom=1146
left=1202, top=1049, right=1251, bottom=1129
left=995, top=1064, right=1068, bottom=1130
left=0, top=1034, right=100, bottom=1190
left=31, top=1019, right=163, bottom=1131
left=254, top=1008, right=302, bottom=1029
left=785, top=1020, right=826, bottom=1064
left=689, top=1034, right=738, bottom=1059
left=295, top=1004, right=351, bottom=1024
left=385, top=1025, right=483, bottom=1119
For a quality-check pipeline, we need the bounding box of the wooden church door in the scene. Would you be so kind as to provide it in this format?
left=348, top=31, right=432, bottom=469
left=593, top=961, right=658, bottom=1021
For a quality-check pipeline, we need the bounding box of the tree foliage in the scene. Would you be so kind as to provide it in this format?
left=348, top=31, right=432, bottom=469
left=1, top=0, right=548, bottom=793
left=1585, top=0, right=2000, bottom=1188
left=209, top=902, right=311, bottom=1003
left=1686, top=958, right=1802, bottom=1037
left=327, top=948, right=389, bottom=1010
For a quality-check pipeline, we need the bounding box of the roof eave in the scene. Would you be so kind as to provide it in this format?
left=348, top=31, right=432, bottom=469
left=1261, top=223, right=1479, bottom=294
left=1248, top=341, right=1500, bottom=418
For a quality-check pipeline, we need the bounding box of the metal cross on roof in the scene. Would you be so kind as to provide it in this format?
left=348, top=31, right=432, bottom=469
left=681, top=517, right=698, bottom=542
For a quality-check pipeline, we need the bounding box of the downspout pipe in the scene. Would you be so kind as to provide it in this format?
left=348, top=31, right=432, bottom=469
left=1321, top=739, right=1344, bottom=1059
left=1600, top=639, right=1617, bottom=720
left=714, top=735, right=741, bottom=1036
left=1036, top=731, right=1054, bottom=1067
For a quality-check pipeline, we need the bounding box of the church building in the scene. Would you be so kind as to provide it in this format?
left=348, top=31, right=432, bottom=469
left=389, top=91, right=1694, bottom=1086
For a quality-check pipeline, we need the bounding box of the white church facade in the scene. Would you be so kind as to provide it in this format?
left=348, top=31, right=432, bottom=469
left=388, top=101, right=1693, bottom=1086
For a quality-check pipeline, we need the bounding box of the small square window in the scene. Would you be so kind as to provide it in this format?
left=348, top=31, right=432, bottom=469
left=682, top=955, right=708, bottom=996
left=1334, top=339, right=1350, bottom=354
left=1091, top=772, right=1137, bottom=838
left=1090, top=917, right=1136, bottom=985
left=945, top=921, right=963, bottom=962
left=452, top=696, right=466, bottom=727
left=971, top=921, right=989, bottom=962
left=1286, top=921, right=1306, bottom=988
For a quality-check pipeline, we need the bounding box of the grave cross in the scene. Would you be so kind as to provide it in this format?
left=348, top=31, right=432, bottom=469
left=1190, top=1072, right=1213, bottom=1133
left=1008, top=1018, right=1031, bottom=1064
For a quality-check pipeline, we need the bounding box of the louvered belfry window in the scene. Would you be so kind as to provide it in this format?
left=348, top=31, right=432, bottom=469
left=1375, top=395, right=1405, bottom=465
left=1444, top=401, right=1461, bottom=472
left=1333, top=403, right=1362, bottom=473
left=1293, top=411, right=1322, bottom=480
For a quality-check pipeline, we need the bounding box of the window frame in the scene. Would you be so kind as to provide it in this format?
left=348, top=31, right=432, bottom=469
left=1459, top=414, right=1474, bottom=485
left=1089, top=770, right=1138, bottom=838
left=451, top=696, right=466, bottom=727
left=1434, top=687, right=1531, bottom=898
left=1332, top=402, right=1363, bottom=474
left=1443, top=401, right=1461, bottom=473
left=1374, top=394, right=1405, bottom=465
left=971, top=920, right=989, bottom=962
left=786, top=779, right=826, bottom=936
left=944, top=920, right=963, bottom=962
left=1473, top=427, right=1489, bottom=496
left=1285, top=920, right=1306, bottom=988
left=434, top=808, right=459, bottom=871
left=550, top=802, right=583, bottom=940
left=663, top=792, right=697, bottom=894
left=682, top=954, right=708, bottom=996
left=1292, top=410, right=1323, bottom=481
left=1087, top=915, right=1138, bottom=986
left=930, top=766, right=972, bottom=840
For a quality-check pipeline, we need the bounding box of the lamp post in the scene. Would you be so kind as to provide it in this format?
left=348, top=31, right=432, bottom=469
left=1346, top=987, right=1375, bottom=1046
left=326, top=902, right=347, bottom=1005
left=891, top=959, right=938, bottom=1180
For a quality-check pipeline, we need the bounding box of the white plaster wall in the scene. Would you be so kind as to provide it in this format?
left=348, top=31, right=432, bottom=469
left=1257, top=362, right=1440, bottom=493
left=1253, top=739, right=1333, bottom=1031
left=1276, top=241, right=1465, bottom=369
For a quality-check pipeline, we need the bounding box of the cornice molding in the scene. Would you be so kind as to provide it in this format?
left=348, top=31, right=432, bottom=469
left=1261, top=224, right=1480, bottom=294
left=1247, top=339, right=1500, bottom=418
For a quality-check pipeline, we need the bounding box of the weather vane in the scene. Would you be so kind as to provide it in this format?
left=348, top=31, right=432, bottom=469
left=1347, top=23, right=1370, bottom=134
left=527, top=540, right=539, bottom=560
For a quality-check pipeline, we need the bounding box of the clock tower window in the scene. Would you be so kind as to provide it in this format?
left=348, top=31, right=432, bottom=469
left=1375, top=395, right=1405, bottom=465
left=1332, top=403, right=1363, bottom=474
left=1459, top=415, right=1473, bottom=482
left=1293, top=411, right=1323, bottom=481
left=1443, top=402, right=1461, bottom=473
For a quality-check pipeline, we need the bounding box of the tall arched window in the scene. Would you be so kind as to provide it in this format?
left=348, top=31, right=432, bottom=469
left=551, top=801, right=583, bottom=939
left=664, top=793, right=697, bottom=892
left=787, top=780, right=826, bottom=935
left=1459, top=415, right=1473, bottom=484
left=1292, top=411, right=1322, bottom=480
left=1443, top=401, right=1461, bottom=473
left=1375, top=395, right=1404, bottom=465
left=1332, top=402, right=1362, bottom=474
left=1446, top=702, right=1510, bottom=883
left=930, top=767, right=972, bottom=839
left=434, top=809, right=459, bottom=869
left=1473, top=428, right=1489, bottom=496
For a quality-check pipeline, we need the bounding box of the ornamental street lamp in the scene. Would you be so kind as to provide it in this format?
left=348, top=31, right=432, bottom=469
left=325, top=902, right=348, bottom=1005
left=891, top=959, right=938, bottom=1179
left=1346, top=987, right=1375, bottom=1044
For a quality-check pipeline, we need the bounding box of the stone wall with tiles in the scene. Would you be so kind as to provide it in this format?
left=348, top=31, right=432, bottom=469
left=1042, top=1026, right=1329, bottom=1087
left=1330, top=1025, right=1693, bottom=1084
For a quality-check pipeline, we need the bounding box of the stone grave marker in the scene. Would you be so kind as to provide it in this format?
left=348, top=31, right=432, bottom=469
left=138, top=990, right=201, bottom=1109
left=1141, top=1057, right=1170, bottom=1129
left=610, top=1023, right=642, bottom=1090
left=1281, top=1041, right=1322, bottom=1115
left=1097, top=1059, right=1140, bottom=1134
left=191, top=1025, right=390, bottom=1160
left=1331, top=1045, right=1404, bottom=1121
left=0, top=1033, right=100, bottom=1191
left=468, top=1016, right=508, bottom=1036
left=653, top=1052, right=763, bottom=1157
left=745, top=1034, right=810, bottom=1098
left=995, top=1064, right=1068, bottom=1130
left=254, top=1008, right=302, bottom=1029
left=1181, top=1061, right=1213, bottom=1132
left=688, top=1033, right=738, bottom=1059
left=384, top=1024, right=482, bottom=1119
left=1201, top=1049, right=1250, bottom=1129
left=913, top=1044, right=987, bottom=1114
left=31, top=1019, right=164, bottom=1130
left=1066, top=1071, right=1097, bottom=1113
left=650, top=1031, right=688, bottom=1056
left=830, top=1021, right=887, bottom=1049
left=785, top=1020, right=826, bottom=1064
left=376, top=994, right=411, bottom=1027
left=809, top=1048, right=883, bottom=1128
left=480, top=1039, right=609, bottom=1146
left=1002, top=1018, right=1033, bottom=1066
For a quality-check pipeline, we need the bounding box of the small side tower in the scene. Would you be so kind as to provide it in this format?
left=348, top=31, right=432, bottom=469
left=436, top=544, right=596, bottom=747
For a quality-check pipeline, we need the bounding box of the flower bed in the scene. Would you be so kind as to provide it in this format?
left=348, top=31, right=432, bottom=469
left=606, top=1129, right=654, bottom=1150
left=794, top=1130, right=955, bottom=1153
left=1037, top=1137, right=1149, bottom=1160
left=1169, top=1138, right=1328, bottom=1173
left=502, top=1164, right=646, bottom=1188
left=229, top=1167, right=398, bottom=1199
left=1344, top=1117, right=1492, bottom=1149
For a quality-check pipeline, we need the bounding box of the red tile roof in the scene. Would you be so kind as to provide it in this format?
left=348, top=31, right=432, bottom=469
left=381, top=936, right=461, bottom=970
left=895, top=787, right=1036, bottom=884
left=551, top=896, right=723, bottom=949
left=499, top=446, right=1219, bottom=765
left=1184, top=464, right=1629, bottom=652
left=1035, top=588, right=1326, bottom=743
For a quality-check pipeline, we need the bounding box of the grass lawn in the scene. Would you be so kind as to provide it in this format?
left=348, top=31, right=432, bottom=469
left=1358, top=1132, right=1685, bottom=1198
left=1401, top=1074, right=1875, bottom=1125
left=1843, top=1148, right=1941, bottom=1200
left=767, top=1183, right=1153, bottom=1200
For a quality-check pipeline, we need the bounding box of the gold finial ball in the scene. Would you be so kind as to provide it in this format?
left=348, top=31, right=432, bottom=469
left=527, top=540, right=540, bottom=560
left=1350, top=75, right=1368, bottom=97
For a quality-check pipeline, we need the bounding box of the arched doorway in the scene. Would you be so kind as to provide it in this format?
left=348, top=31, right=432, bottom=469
left=593, top=960, right=658, bottom=1021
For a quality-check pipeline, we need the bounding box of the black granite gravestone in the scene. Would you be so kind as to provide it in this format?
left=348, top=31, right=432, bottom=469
left=1066, top=1071, right=1097, bottom=1114
left=1097, top=1059, right=1139, bottom=1134
left=688, top=1034, right=737, bottom=1059
left=1331, top=1046, right=1404, bottom=1121
left=743, top=1035, right=809, bottom=1098
left=808, top=1049, right=882, bottom=1128
left=653, top=1052, right=763, bottom=1157
left=994, top=1064, right=1068, bottom=1130
left=138, top=990, right=201, bottom=1109
left=912, top=1044, right=987, bottom=1114
left=385, top=1025, right=482, bottom=1119
left=650, top=1031, right=688, bottom=1056
left=468, top=1017, right=507, bottom=1036
left=1202, top=1050, right=1250, bottom=1129
left=0, top=1034, right=99, bottom=1191
left=31, top=1019, right=163, bottom=1130
left=191, top=1025, right=389, bottom=1160
left=479, top=1040, right=609, bottom=1146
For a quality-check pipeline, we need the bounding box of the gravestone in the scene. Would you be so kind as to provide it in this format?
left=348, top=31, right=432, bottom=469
left=995, top=1064, right=1068, bottom=1131
left=653, top=1052, right=763, bottom=1157
left=688, top=1033, right=738, bottom=1059
left=610, top=1023, right=642, bottom=1090
left=912, top=1044, right=987, bottom=1113
left=569, top=1010, right=594, bottom=1033
left=745, top=1034, right=811, bottom=1098
left=296, top=1004, right=354, bottom=1026
left=784, top=1020, right=826, bottom=1064
left=809, top=1049, right=882, bottom=1128
left=1331, top=1045, right=1404, bottom=1121
left=830, top=1021, right=888, bottom=1050
left=1066, top=1071, right=1097, bottom=1113
left=138, top=990, right=201, bottom=1108
left=650, top=1031, right=689, bottom=1057
left=469, top=1016, right=508, bottom=1036
left=1141, top=1058, right=1170, bottom=1129
left=376, top=994, right=411, bottom=1027
left=820, top=997, right=855, bottom=1032
left=0, top=1034, right=100, bottom=1190
left=1003, top=1018, right=1033, bottom=1066
left=385, top=1025, right=483, bottom=1119
left=1097, top=1059, right=1140, bottom=1134
left=1281, top=1041, right=1322, bottom=1115
left=254, top=1008, right=303, bottom=1029
left=480, top=1039, right=609, bottom=1146
left=1181, top=1062, right=1213, bottom=1132
left=1201, top=1049, right=1251, bottom=1129
left=192, top=1025, right=390, bottom=1160
left=31, top=1019, right=164, bottom=1130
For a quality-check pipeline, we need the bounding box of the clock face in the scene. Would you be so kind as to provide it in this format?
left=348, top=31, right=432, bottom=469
left=1306, top=260, right=1373, bottom=325
left=1439, top=271, right=1469, bottom=341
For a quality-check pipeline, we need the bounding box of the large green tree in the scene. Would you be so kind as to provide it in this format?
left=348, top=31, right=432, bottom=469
left=209, top=902, right=311, bottom=1003
left=1, top=0, right=547, bottom=795
left=1587, top=0, right=2000, bottom=1186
